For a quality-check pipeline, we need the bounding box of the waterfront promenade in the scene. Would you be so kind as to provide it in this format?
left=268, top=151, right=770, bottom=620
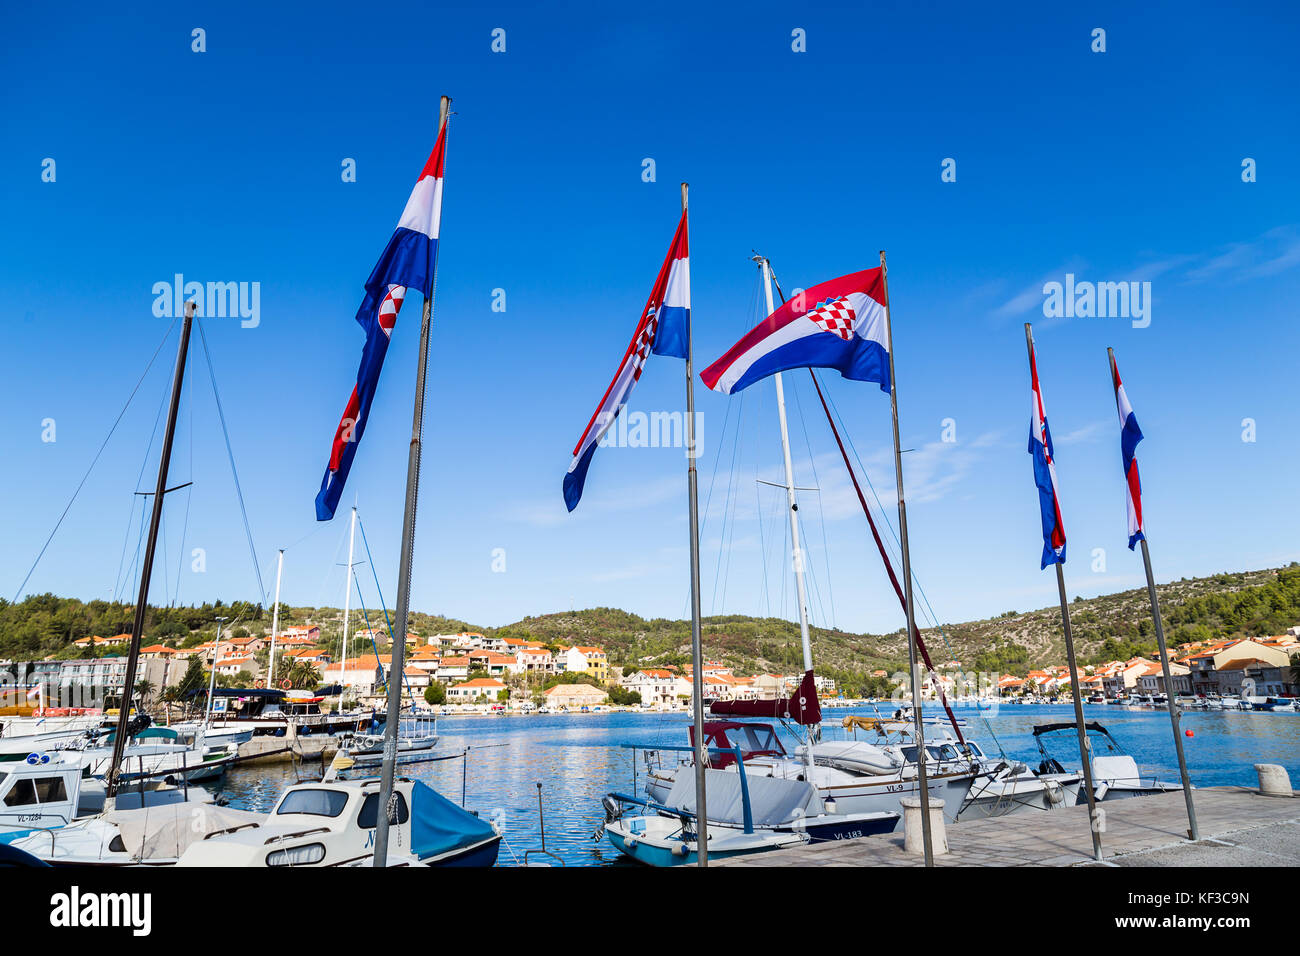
left=715, top=787, right=1300, bottom=867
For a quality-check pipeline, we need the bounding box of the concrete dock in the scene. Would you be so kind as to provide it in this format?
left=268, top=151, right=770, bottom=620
left=714, top=788, right=1300, bottom=867
left=235, top=736, right=337, bottom=764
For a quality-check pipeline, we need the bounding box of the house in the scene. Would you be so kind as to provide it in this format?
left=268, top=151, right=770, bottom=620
left=448, top=677, right=507, bottom=702
left=544, top=682, right=609, bottom=708
left=215, top=656, right=259, bottom=679
left=466, top=651, right=518, bottom=677
left=407, top=646, right=442, bottom=678
left=1184, top=640, right=1291, bottom=696
left=321, top=655, right=388, bottom=696
left=564, top=647, right=609, bottom=682
left=436, top=656, right=470, bottom=684
left=620, top=669, right=687, bottom=706
left=72, top=634, right=130, bottom=649
left=997, top=675, right=1027, bottom=696
left=281, top=647, right=331, bottom=667
left=1135, top=660, right=1191, bottom=695
left=225, top=635, right=266, bottom=655
left=515, top=647, right=555, bottom=676
left=752, top=674, right=789, bottom=700
left=138, top=644, right=180, bottom=661
left=1100, top=658, right=1156, bottom=698
left=275, top=626, right=322, bottom=644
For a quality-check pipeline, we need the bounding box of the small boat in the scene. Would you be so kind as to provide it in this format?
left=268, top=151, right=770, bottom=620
left=177, top=777, right=500, bottom=867
left=1033, top=721, right=1186, bottom=800
left=602, top=764, right=897, bottom=867
left=343, top=712, right=438, bottom=765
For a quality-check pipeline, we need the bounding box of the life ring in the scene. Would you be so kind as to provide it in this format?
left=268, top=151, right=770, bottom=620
left=280, top=679, right=292, bottom=690
left=254, top=679, right=265, bottom=689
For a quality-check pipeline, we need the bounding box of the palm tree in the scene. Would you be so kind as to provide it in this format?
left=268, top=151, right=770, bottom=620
left=134, top=678, right=156, bottom=712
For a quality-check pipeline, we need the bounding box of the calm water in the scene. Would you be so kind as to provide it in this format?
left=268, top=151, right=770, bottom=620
left=212, top=704, right=1300, bottom=866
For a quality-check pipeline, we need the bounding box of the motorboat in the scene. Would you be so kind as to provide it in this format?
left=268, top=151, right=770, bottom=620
left=1032, top=721, right=1186, bottom=800
left=177, top=777, right=500, bottom=867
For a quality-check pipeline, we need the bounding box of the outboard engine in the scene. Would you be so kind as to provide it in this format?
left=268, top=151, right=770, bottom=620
left=601, top=794, right=623, bottom=825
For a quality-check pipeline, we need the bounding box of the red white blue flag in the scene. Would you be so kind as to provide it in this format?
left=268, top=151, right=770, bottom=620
left=700, top=269, right=890, bottom=395
left=1028, top=338, right=1067, bottom=568
left=316, top=124, right=447, bottom=521
left=1110, top=354, right=1145, bottom=549
left=563, top=211, right=690, bottom=512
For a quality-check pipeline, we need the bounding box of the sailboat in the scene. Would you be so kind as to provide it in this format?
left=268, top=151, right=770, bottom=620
left=626, top=257, right=991, bottom=838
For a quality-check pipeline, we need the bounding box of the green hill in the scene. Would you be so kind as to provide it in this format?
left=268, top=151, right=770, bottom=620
left=3, top=565, right=1296, bottom=693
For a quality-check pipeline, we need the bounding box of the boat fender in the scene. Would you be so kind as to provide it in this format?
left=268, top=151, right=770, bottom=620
left=1044, top=781, right=1064, bottom=805
left=625, top=836, right=638, bottom=849
left=672, top=842, right=688, bottom=857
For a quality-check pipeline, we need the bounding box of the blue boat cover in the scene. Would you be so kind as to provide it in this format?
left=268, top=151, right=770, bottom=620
left=410, top=781, right=497, bottom=861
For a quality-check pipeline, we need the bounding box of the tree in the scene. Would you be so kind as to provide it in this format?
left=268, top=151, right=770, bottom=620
left=134, top=678, right=155, bottom=710
left=176, top=655, right=206, bottom=700
left=608, top=686, right=642, bottom=705
left=424, top=682, right=446, bottom=705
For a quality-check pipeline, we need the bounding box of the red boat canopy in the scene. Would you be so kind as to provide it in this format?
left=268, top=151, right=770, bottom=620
left=709, top=669, right=822, bottom=726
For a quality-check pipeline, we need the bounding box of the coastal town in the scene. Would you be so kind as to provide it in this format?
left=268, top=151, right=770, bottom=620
left=7, top=619, right=1298, bottom=717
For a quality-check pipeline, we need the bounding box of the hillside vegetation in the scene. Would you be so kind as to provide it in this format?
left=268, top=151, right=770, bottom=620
left=3, top=566, right=1296, bottom=689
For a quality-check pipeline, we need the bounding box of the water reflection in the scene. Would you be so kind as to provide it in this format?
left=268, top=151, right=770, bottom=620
left=211, top=706, right=1300, bottom=867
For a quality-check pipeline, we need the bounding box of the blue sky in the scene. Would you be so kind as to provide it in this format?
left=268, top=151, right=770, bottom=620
left=3, top=1, right=1298, bottom=638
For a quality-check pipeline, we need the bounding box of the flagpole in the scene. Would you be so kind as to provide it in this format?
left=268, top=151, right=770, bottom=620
left=106, top=300, right=196, bottom=802
left=373, top=95, right=450, bottom=867
left=880, top=251, right=933, bottom=867
left=681, top=182, right=710, bottom=866
left=1026, top=323, right=1103, bottom=861
left=1108, top=348, right=1198, bottom=840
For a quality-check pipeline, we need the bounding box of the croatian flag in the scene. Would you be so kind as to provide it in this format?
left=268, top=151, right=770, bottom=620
left=1028, top=340, right=1066, bottom=568
left=700, top=269, right=890, bottom=395
left=315, top=123, right=447, bottom=521
left=1110, top=355, right=1145, bottom=549
left=563, top=211, right=690, bottom=512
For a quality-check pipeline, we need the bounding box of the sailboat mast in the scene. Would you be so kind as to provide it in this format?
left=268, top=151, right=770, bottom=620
left=682, top=183, right=711, bottom=867
left=759, top=259, right=814, bottom=676
left=373, top=96, right=451, bottom=868
left=339, top=506, right=357, bottom=711
left=105, top=301, right=195, bottom=801
left=267, top=549, right=285, bottom=688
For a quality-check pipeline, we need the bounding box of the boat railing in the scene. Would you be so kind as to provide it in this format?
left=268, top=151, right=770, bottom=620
left=264, top=826, right=330, bottom=845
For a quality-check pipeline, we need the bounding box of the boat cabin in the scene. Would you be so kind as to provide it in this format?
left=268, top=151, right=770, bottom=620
left=688, top=721, right=788, bottom=769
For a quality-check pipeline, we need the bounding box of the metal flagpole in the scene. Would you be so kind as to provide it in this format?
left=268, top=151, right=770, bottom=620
left=373, top=95, right=450, bottom=867
left=758, top=257, right=818, bottom=781
left=682, top=182, right=710, bottom=866
left=1108, top=348, right=1198, bottom=840
left=266, top=549, right=285, bottom=688
left=1026, top=323, right=1103, bottom=861
left=880, top=251, right=934, bottom=867
left=106, top=301, right=196, bottom=802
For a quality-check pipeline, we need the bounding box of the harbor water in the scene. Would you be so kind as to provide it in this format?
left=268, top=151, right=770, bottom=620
left=212, top=704, right=1300, bottom=867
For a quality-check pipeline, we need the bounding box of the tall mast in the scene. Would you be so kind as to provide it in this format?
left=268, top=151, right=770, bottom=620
left=373, top=95, right=451, bottom=867
left=105, top=300, right=195, bottom=801
left=205, top=614, right=226, bottom=734
left=681, top=182, right=710, bottom=867
left=881, top=251, right=934, bottom=867
left=758, top=258, right=814, bottom=678
left=339, top=506, right=357, bottom=712
left=266, top=549, right=285, bottom=689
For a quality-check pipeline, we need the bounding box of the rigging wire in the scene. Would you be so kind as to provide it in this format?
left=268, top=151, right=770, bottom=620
left=195, top=319, right=267, bottom=605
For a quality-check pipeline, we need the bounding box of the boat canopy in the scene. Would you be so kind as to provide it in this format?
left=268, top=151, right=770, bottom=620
left=410, top=781, right=498, bottom=862
left=107, top=802, right=264, bottom=861
left=1032, top=721, right=1109, bottom=737
left=709, top=669, right=822, bottom=726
